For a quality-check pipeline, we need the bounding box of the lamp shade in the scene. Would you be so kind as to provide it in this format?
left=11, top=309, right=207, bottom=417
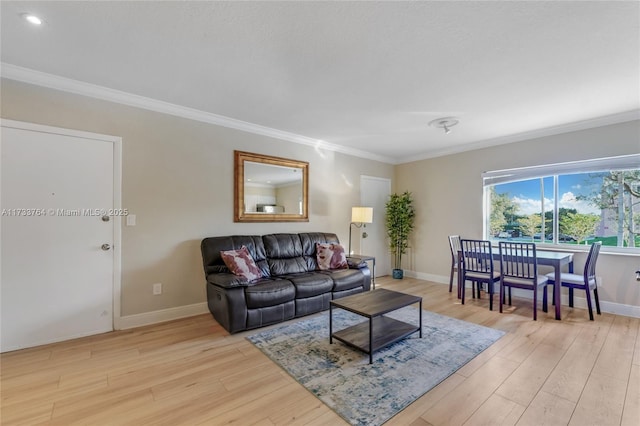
left=351, top=207, right=373, bottom=223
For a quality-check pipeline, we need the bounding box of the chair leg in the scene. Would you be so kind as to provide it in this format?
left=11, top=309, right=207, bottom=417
left=569, top=288, right=574, bottom=307
left=488, top=282, right=493, bottom=311
left=594, top=288, right=601, bottom=315
left=508, top=288, right=512, bottom=305
left=461, top=278, right=465, bottom=305
left=449, top=266, right=454, bottom=292
left=533, top=287, right=537, bottom=321
left=499, top=283, right=504, bottom=313
left=584, top=286, right=594, bottom=321
left=542, top=285, right=548, bottom=312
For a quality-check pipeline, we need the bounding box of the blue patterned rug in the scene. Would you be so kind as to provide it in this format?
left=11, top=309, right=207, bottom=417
left=247, top=306, right=505, bottom=426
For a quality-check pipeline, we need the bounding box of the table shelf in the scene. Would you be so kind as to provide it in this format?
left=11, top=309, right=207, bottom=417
left=331, top=316, right=420, bottom=354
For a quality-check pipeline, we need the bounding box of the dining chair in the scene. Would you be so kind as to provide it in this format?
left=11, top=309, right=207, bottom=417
left=448, top=235, right=461, bottom=293
left=544, top=241, right=602, bottom=320
left=498, top=242, right=548, bottom=320
left=459, top=239, right=500, bottom=310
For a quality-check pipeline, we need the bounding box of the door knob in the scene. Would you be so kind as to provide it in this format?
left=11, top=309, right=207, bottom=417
left=101, top=244, right=111, bottom=251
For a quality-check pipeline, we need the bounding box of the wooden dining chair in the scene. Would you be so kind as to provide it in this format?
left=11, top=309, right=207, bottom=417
left=498, top=242, right=548, bottom=320
left=460, top=239, right=500, bottom=310
left=448, top=235, right=461, bottom=293
left=544, top=242, right=602, bottom=320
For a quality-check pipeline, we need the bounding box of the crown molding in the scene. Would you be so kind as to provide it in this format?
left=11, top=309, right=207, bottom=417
left=3, top=63, right=637, bottom=166
left=396, top=109, right=640, bottom=164
left=0, top=63, right=391, bottom=164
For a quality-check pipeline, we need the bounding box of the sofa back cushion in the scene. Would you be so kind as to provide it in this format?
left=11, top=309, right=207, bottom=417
left=299, top=232, right=341, bottom=270
left=201, top=236, right=269, bottom=277
left=262, top=233, right=308, bottom=275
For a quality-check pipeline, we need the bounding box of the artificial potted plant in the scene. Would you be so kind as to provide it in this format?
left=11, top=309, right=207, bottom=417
left=385, top=191, right=415, bottom=279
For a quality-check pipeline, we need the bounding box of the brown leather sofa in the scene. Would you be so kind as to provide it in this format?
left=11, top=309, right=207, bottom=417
left=201, top=232, right=371, bottom=333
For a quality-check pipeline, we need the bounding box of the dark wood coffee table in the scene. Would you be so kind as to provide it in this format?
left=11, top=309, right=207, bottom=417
left=329, top=288, right=422, bottom=364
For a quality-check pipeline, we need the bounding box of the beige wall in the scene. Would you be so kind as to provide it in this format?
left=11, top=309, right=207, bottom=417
left=3, top=77, right=638, bottom=315
left=1, top=79, right=394, bottom=317
left=244, top=185, right=276, bottom=212
left=396, top=120, right=640, bottom=309
left=276, top=183, right=302, bottom=214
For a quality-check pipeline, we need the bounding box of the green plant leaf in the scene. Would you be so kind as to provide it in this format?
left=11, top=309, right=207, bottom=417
left=385, top=191, right=415, bottom=269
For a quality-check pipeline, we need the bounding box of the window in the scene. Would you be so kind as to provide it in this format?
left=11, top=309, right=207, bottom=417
left=483, top=154, right=640, bottom=252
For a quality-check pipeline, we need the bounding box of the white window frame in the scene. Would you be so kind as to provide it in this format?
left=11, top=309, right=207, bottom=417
left=482, top=154, right=640, bottom=255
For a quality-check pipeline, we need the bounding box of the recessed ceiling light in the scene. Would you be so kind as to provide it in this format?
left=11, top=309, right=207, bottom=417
left=21, top=13, right=43, bottom=25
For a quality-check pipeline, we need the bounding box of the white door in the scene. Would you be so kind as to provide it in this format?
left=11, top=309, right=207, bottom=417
left=360, top=176, right=391, bottom=277
left=1, top=121, right=119, bottom=352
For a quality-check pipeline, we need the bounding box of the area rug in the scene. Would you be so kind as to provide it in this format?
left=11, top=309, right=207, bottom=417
left=247, top=306, right=505, bottom=426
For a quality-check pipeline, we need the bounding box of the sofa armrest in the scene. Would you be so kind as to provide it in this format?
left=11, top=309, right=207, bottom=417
left=206, top=283, right=247, bottom=333
left=206, top=273, right=250, bottom=288
left=346, top=257, right=368, bottom=269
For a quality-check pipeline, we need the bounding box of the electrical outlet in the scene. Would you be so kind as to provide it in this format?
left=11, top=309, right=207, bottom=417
left=153, top=283, right=162, bottom=295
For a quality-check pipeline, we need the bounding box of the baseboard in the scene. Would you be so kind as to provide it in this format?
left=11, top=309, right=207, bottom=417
left=403, top=270, right=640, bottom=319
left=116, top=302, right=210, bottom=330
left=404, top=270, right=449, bottom=284
left=1, top=327, right=113, bottom=353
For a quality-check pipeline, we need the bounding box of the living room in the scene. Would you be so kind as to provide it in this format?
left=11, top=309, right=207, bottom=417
left=1, top=1, right=639, bottom=425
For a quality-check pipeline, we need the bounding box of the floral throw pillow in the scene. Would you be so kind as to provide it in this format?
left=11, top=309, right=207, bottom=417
left=316, top=243, right=348, bottom=270
left=220, top=246, right=262, bottom=282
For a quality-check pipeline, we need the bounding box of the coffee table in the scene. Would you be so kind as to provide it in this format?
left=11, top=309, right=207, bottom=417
left=329, top=288, right=422, bottom=364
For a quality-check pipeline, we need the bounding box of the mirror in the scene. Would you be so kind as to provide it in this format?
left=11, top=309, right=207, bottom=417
left=234, top=150, right=309, bottom=222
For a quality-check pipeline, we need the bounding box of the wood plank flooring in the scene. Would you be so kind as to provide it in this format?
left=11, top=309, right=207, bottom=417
left=1, top=277, right=639, bottom=425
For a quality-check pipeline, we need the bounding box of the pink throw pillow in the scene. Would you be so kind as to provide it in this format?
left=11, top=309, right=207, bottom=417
left=316, top=243, right=348, bottom=270
left=220, top=246, right=262, bottom=281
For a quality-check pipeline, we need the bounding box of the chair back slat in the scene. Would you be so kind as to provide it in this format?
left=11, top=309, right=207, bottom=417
left=584, top=242, right=602, bottom=282
left=460, top=239, right=494, bottom=274
left=449, top=235, right=461, bottom=262
left=499, top=242, right=538, bottom=280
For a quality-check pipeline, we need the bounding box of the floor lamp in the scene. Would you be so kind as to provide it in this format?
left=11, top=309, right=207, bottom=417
left=348, top=207, right=373, bottom=255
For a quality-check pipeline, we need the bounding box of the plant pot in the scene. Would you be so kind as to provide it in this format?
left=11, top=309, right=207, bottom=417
left=392, top=269, right=404, bottom=279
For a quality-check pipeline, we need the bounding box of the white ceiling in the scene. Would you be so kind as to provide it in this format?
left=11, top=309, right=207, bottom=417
left=1, top=1, right=639, bottom=164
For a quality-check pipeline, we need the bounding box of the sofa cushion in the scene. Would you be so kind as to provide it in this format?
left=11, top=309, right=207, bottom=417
left=263, top=234, right=308, bottom=275
left=320, top=268, right=365, bottom=292
left=201, top=236, right=270, bottom=278
left=220, top=246, right=262, bottom=281
left=316, top=243, right=348, bottom=270
left=244, top=280, right=296, bottom=309
left=283, top=273, right=334, bottom=298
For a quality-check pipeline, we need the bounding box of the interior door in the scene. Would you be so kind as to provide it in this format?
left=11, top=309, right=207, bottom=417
left=360, top=176, right=391, bottom=277
left=1, top=121, right=116, bottom=352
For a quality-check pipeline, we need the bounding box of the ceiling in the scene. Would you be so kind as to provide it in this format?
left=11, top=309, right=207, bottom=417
left=1, top=1, right=639, bottom=164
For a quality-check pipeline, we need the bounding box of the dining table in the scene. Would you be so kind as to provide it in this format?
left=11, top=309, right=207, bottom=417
left=458, top=247, right=574, bottom=320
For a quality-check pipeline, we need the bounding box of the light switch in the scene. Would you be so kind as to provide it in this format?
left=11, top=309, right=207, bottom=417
left=126, top=214, right=136, bottom=226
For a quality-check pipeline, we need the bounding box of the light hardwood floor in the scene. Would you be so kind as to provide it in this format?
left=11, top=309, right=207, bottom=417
left=1, top=277, right=639, bottom=425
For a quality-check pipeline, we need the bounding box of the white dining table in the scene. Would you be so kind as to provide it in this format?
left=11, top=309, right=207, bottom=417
left=458, top=248, right=574, bottom=320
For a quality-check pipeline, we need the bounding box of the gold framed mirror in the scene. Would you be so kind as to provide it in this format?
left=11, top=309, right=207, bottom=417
left=234, top=150, right=309, bottom=222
